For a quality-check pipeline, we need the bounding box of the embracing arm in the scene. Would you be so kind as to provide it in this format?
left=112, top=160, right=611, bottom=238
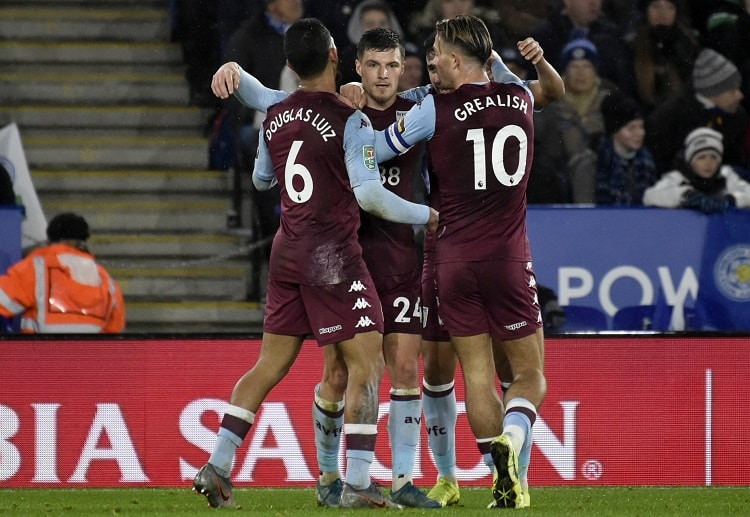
left=212, top=62, right=289, bottom=112
left=345, top=112, right=437, bottom=230
left=251, top=132, right=278, bottom=191
left=516, top=38, right=564, bottom=109
left=375, top=95, right=436, bottom=162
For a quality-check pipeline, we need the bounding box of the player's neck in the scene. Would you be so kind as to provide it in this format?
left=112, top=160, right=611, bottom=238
left=297, top=67, right=337, bottom=94
left=297, top=77, right=336, bottom=94
left=366, top=95, right=397, bottom=111
left=455, top=65, right=489, bottom=88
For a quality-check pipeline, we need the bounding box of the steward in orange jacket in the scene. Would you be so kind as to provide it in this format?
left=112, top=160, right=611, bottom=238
left=0, top=212, right=125, bottom=333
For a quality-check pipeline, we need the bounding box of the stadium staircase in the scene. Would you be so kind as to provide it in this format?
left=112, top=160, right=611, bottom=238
left=0, top=0, right=264, bottom=333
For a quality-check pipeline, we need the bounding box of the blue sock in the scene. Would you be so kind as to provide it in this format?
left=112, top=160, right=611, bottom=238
left=388, top=389, right=422, bottom=490
left=504, top=398, right=537, bottom=486
left=312, top=385, right=344, bottom=477
left=209, top=428, right=242, bottom=477
left=422, top=381, right=457, bottom=481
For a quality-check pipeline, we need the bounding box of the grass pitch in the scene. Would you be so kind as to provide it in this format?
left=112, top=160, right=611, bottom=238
left=1, top=487, right=748, bottom=515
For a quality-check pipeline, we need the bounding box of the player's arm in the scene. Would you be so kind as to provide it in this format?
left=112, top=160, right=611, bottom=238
left=376, top=95, right=437, bottom=162
left=339, top=82, right=433, bottom=107
left=398, top=85, right=433, bottom=103
left=212, top=62, right=288, bottom=111
left=251, top=131, right=278, bottom=191
left=346, top=112, right=438, bottom=230
left=488, top=51, right=523, bottom=85
left=516, top=38, right=565, bottom=108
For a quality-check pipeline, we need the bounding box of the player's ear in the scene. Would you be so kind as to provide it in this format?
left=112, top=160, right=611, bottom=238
left=329, top=46, right=338, bottom=65
left=355, top=59, right=362, bottom=77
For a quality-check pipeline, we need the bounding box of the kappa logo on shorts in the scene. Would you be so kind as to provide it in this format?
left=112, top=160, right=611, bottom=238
left=355, top=316, right=376, bottom=328
left=348, top=280, right=366, bottom=292
left=319, top=324, right=343, bottom=335
left=352, top=297, right=371, bottom=310
left=528, top=275, right=537, bottom=288
left=504, top=321, right=528, bottom=331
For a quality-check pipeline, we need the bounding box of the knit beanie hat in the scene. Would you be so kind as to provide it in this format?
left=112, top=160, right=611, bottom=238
left=684, top=127, right=723, bottom=164
left=601, top=91, right=643, bottom=135
left=559, top=38, right=599, bottom=72
left=692, top=48, right=741, bottom=97
left=47, top=212, right=90, bottom=242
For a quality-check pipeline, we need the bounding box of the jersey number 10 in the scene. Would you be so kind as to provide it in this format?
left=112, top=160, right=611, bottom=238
left=466, top=125, right=528, bottom=190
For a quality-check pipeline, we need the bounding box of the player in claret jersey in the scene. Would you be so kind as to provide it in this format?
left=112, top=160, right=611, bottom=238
left=376, top=15, right=546, bottom=509
left=210, top=26, right=440, bottom=509
left=194, top=18, right=437, bottom=510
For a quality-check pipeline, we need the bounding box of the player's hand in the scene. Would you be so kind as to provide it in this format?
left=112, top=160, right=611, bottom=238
left=339, top=82, right=367, bottom=109
left=426, top=208, right=439, bottom=233
left=212, top=62, right=241, bottom=99
left=518, top=38, right=544, bottom=65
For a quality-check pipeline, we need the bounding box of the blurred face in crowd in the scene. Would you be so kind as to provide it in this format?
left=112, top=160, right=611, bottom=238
left=360, top=8, right=391, bottom=32
left=690, top=151, right=721, bottom=178
left=564, top=59, right=598, bottom=95
left=267, top=0, right=303, bottom=24
left=356, top=48, right=403, bottom=107
left=646, top=0, right=677, bottom=27
left=399, top=54, right=424, bottom=91
left=613, top=119, right=645, bottom=154
left=441, top=0, right=474, bottom=19
left=711, top=88, right=744, bottom=114
left=563, top=0, right=601, bottom=27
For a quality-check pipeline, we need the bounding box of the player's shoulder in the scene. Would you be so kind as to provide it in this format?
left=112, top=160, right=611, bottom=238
left=394, top=96, right=417, bottom=110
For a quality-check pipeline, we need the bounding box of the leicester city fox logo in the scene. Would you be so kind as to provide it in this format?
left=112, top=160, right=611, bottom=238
left=714, top=245, right=750, bottom=301
left=363, top=145, right=376, bottom=170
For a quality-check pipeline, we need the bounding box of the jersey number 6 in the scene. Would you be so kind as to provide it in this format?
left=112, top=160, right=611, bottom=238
left=285, top=140, right=313, bottom=203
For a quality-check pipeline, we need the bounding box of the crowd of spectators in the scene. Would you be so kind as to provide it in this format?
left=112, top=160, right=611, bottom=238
left=171, top=1, right=750, bottom=287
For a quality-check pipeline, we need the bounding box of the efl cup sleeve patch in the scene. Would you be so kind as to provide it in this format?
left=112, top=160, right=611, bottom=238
left=363, top=145, right=376, bottom=170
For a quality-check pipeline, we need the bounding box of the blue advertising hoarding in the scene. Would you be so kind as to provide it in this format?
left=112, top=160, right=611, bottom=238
left=527, top=206, right=750, bottom=330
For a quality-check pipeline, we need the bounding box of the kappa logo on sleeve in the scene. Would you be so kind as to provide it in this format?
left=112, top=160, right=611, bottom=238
left=363, top=145, right=376, bottom=170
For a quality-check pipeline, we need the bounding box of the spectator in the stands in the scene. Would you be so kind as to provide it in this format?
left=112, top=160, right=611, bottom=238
left=704, top=0, right=750, bottom=115
left=498, top=45, right=528, bottom=80
left=630, top=0, right=701, bottom=114
left=337, top=0, right=404, bottom=85
left=530, top=0, right=633, bottom=94
left=398, top=41, right=426, bottom=92
left=646, top=48, right=747, bottom=173
left=530, top=37, right=614, bottom=204
left=408, top=0, right=508, bottom=58
left=644, top=127, right=750, bottom=211
left=596, top=90, right=658, bottom=205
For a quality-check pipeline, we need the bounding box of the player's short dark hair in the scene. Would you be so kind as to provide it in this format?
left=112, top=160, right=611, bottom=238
left=284, top=18, right=333, bottom=79
left=356, top=28, right=403, bottom=62
left=435, top=15, right=492, bottom=65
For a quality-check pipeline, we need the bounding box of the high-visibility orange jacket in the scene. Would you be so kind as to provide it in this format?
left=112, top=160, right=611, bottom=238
left=0, top=243, right=125, bottom=333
